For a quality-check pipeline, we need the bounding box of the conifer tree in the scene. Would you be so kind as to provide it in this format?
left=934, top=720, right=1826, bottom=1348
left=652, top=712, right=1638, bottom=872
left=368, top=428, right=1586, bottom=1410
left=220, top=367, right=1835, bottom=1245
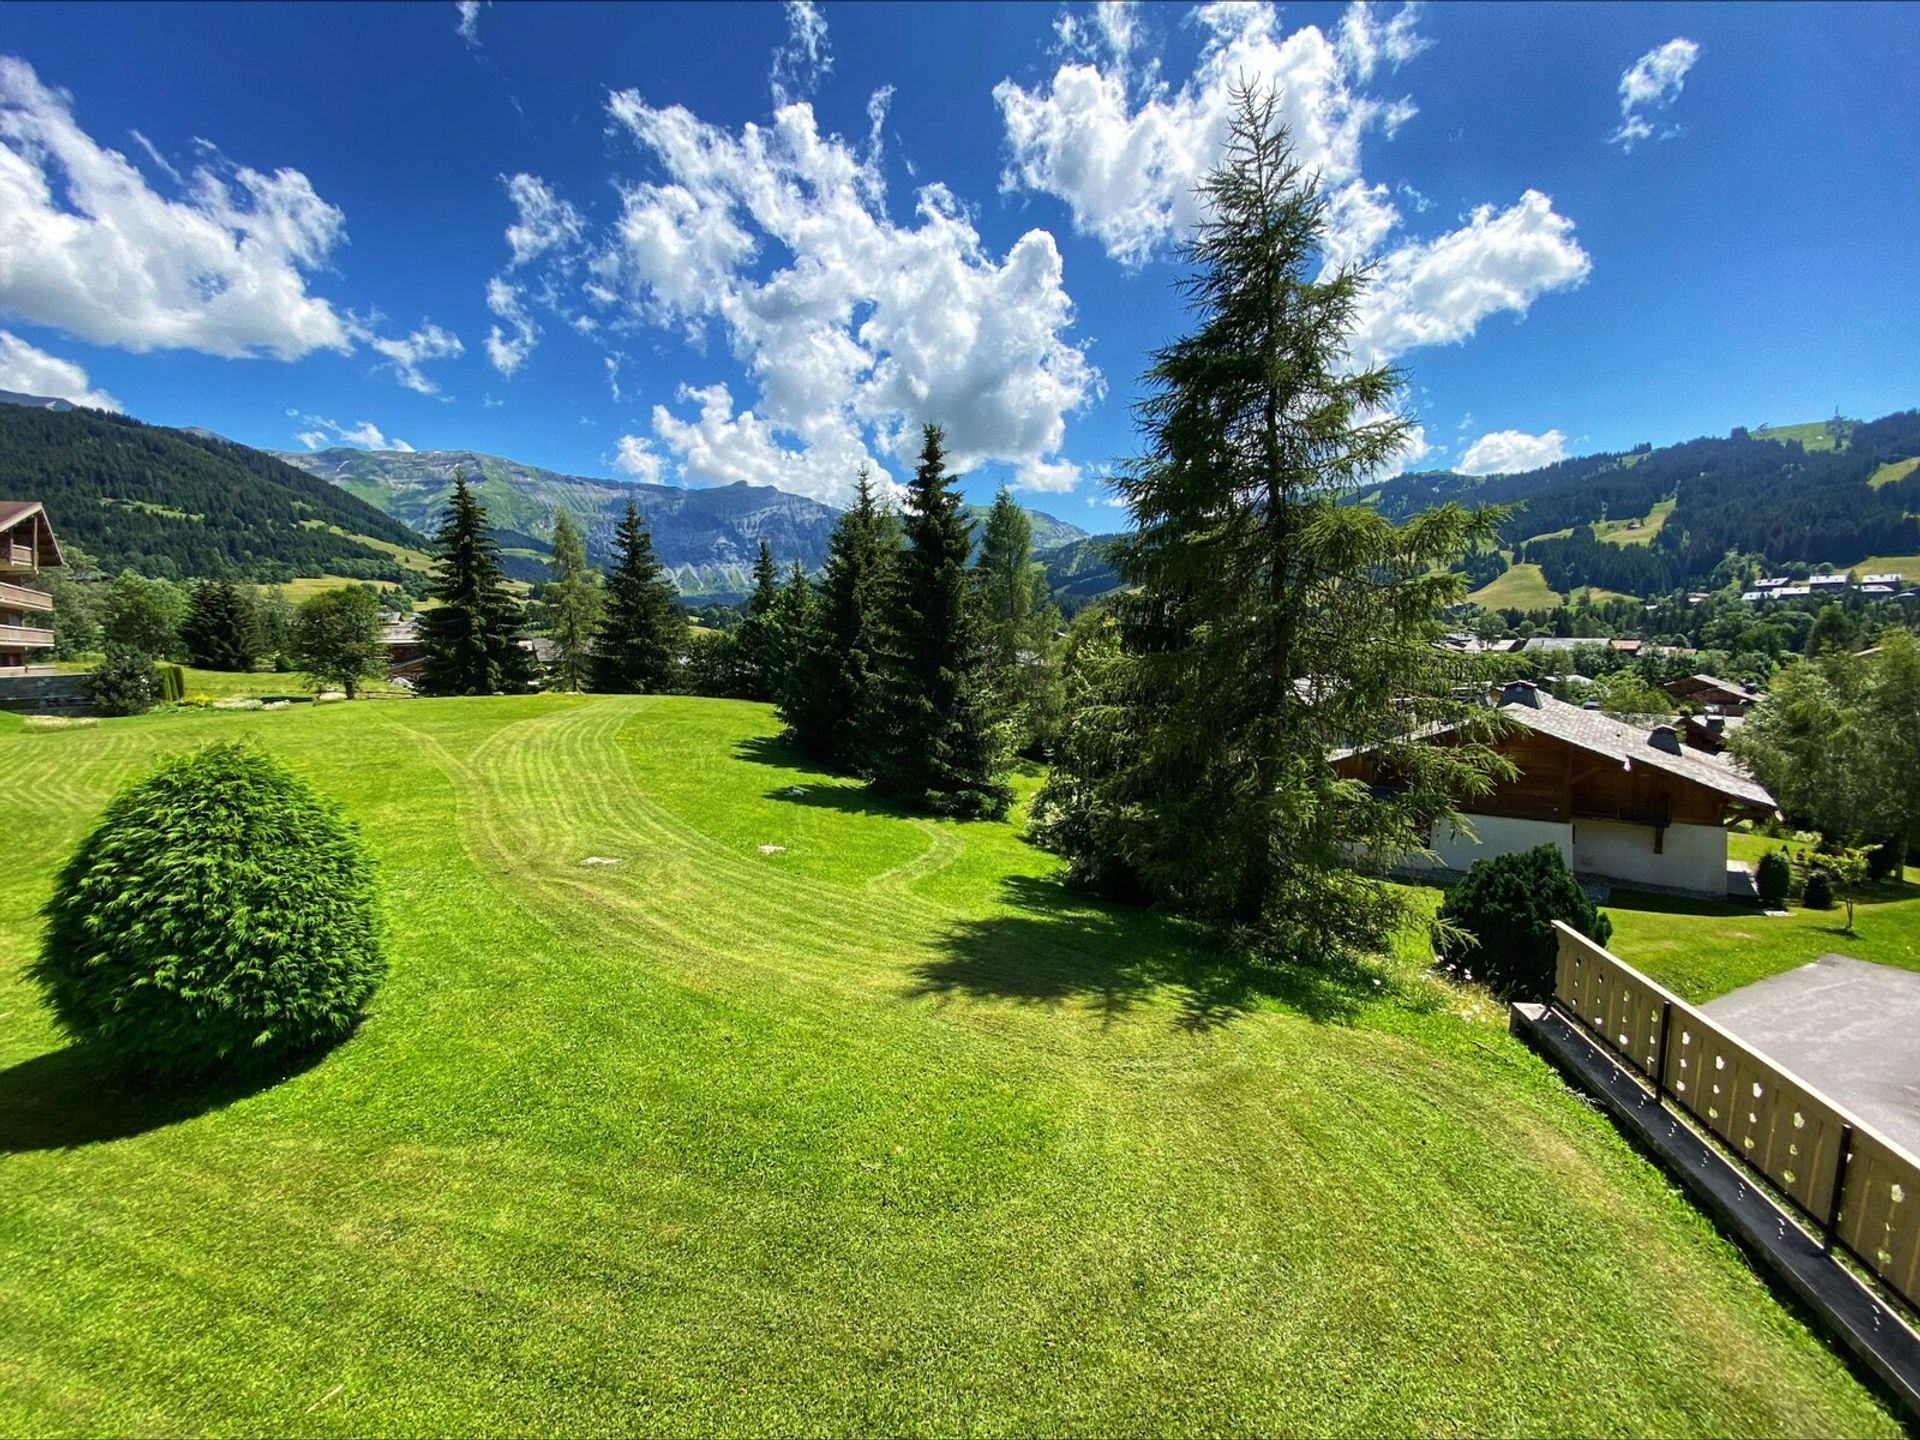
left=765, top=560, right=815, bottom=707
left=591, top=501, right=685, bottom=693
left=418, top=473, right=535, bottom=696
left=780, top=464, right=894, bottom=764
left=868, top=425, right=1011, bottom=818
left=974, top=486, right=1064, bottom=753
left=737, top=539, right=783, bottom=699
left=540, top=512, right=602, bottom=692
left=1034, top=86, right=1506, bottom=961
left=181, top=579, right=260, bottom=672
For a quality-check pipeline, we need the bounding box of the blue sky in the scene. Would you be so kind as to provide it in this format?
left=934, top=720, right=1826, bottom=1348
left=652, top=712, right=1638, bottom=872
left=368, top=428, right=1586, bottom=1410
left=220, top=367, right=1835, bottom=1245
left=0, top=1, right=1915, bottom=530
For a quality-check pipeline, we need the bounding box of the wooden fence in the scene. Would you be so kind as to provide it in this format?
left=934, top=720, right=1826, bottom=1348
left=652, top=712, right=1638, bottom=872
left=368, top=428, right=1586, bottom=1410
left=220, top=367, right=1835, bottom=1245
left=1552, top=921, right=1920, bottom=1312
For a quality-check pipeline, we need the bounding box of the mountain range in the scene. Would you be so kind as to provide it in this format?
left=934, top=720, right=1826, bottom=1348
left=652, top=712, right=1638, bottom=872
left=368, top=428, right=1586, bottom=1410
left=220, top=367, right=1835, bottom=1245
left=4, top=386, right=1910, bottom=608
left=274, top=445, right=1091, bottom=595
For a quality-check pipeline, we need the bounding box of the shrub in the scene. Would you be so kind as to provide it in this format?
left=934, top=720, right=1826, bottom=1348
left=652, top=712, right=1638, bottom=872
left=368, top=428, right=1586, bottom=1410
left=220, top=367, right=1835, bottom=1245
left=31, top=742, right=384, bottom=1080
left=1803, top=869, right=1835, bottom=910
left=1436, top=844, right=1613, bottom=1002
left=153, top=662, right=186, bottom=705
left=1755, top=849, right=1792, bottom=907
left=89, top=644, right=156, bottom=716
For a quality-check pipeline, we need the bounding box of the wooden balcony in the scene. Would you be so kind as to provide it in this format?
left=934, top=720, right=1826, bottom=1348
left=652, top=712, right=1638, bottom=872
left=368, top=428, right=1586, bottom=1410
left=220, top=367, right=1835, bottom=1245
left=0, top=541, right=35, bottom=573
left=0, top=623, right=55, bottom=649
left=0, top=580, right=52, bottom=612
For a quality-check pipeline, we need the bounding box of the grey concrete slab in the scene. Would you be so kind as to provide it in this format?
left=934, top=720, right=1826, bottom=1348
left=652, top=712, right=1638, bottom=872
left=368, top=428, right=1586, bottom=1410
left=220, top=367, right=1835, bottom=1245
left=1702, top=954, right=1920, bottom=1155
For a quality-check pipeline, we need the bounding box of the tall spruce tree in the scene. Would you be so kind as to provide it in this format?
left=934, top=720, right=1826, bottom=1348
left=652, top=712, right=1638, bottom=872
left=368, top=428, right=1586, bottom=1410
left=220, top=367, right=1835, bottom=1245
left=868, top=425, right=1012, bottom=818
left=1033, top=86, right=1506, bottom=961
left=591, top=501, right=685, bottom=693
left=780, top=465, right=893, bottom=764
left=181, top=579, right=260, bottom=672
left=540, top=511, right=602, bottom=692
left=737, top=539, right=783, bottom=699
left=418, top=473, right=535, bottom=696
left=974, top=486, right=1064, bottom=754
left=765, top=561, right=815, bottom=707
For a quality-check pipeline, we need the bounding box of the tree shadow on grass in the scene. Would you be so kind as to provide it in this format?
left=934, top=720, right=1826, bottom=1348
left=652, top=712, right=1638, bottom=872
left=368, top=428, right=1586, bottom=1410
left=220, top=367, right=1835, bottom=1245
left=907, top=874, right=1381, bottom=1033
left=734, top=734, right=812, bottom=774
left=1605, top=889, right=1755, bottom=921
left=0, top=1044, right=324, bottom=1154
left=761, top=781, right=914, bottom=821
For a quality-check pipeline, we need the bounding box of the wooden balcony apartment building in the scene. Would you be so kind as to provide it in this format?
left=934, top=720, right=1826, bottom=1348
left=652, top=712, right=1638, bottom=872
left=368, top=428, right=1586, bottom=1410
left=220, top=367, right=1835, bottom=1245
left=0, top=500, right=61, bottom=675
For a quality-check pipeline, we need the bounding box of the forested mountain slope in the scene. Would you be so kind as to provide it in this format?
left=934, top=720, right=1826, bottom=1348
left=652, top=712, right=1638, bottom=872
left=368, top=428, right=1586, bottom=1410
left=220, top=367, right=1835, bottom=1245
left=1373, top=409, right=1920, bottom=596
left=0, top=405, right=429, bottom=582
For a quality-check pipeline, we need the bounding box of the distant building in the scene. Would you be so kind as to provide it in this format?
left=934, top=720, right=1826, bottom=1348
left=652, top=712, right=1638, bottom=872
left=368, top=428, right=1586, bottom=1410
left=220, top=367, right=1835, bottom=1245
left=382, top=614, right=556, bottom=688
left=1862, top=573, right=1902, bottom=587
left=1334, top=681, right=1775, bottom=897
left=0, top=500, right=62, bottom=674
left=1664, top=673, right=1759, bottom=716
left=1809, top=573, right=1848, bottom=590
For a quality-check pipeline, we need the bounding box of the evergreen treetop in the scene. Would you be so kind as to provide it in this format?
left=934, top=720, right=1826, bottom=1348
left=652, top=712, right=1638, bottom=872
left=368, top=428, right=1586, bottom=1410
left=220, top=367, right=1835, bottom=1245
left=591, top=500, right=685, bottom=694
left=418, top=473, right=534, bottom=696
left=780, top=465, right=894, bottom=765
left=868, top=425, right=1012, bottom=818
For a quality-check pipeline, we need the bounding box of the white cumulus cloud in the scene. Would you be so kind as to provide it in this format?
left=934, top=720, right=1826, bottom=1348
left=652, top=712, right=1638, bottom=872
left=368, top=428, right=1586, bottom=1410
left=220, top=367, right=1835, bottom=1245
left=769, top=0, right=833, bottom=107
left=1609, top=38, right=1699, bottom=151
left=1457, top=427, right=1566, bottom=475
left=611, top=432, right=664, bottom=483
left=455, top=1, right=486, bottom=48
left=997, top=2, right=1589, bottom=368
left=0, top=56, right=459, bottom=392
left=0, top=329, right=118, bottom=409
left=287, top=410, right=410, bottom=452
left=0, top=56, right=349, bottom=360
left=498, top=95, right=1097, bottom=504
left=357, top=320, right=464, bottom=395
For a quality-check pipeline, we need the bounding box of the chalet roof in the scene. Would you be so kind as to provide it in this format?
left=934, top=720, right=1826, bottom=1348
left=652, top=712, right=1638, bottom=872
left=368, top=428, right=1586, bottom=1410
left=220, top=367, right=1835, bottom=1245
left=0, top=499, right=64, bottom=568
left=1498, top=685, right=1774, bottom=810
left=1666, top=672, right=1755, bottom=698
left=1863, top=573, right=1902, bottom=585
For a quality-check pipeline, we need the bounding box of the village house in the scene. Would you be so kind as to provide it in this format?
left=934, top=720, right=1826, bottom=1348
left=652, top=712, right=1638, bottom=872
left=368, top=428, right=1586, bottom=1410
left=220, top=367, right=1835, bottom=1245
left=1663, top=672, right=1759, bottom=715
left=0, top=500, right=62, bottom=674
left=1335, top=680, right=1775, bottom=897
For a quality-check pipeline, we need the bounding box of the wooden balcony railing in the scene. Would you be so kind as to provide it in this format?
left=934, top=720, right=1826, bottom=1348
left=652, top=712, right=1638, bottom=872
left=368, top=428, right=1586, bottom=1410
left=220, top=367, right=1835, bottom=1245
left=0, top=581, right=52, bottom=612
left=0, top=623, right=55, bottom=649
left=1554, top=922, right=1920, bottom=1313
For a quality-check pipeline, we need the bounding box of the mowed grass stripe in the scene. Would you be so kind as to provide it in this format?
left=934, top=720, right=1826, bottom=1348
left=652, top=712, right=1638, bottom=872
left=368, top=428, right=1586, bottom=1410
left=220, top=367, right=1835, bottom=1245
left=0, top=695, right=1899, bottom=1436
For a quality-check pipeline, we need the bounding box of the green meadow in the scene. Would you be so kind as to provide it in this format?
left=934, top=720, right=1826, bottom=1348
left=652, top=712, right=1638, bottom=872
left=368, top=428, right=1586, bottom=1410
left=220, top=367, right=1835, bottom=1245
left=0, top=696, right=1900, bottom=1435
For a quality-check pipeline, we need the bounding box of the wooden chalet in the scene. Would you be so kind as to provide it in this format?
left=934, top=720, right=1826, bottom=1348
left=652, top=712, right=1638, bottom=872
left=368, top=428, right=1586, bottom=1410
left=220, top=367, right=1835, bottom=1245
left=0, top=500, right=62, bottom=674
left=1336, top=680, right=1775, bottom=897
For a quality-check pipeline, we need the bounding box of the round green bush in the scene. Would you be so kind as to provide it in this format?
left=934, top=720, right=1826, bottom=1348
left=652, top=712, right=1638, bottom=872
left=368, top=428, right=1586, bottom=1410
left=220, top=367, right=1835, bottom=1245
left=31, top=742, right=383, bottom=1080
left=1436, top=844, right=1613, bottom=1002
left=1755, top=849, right=1792, bottom=907
left=1802, top=868, right=1835, bottom=911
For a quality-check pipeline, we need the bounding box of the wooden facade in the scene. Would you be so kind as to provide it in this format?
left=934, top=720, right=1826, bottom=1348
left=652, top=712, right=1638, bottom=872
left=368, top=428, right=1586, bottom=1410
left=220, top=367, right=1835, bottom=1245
left=0, top=501, right=62, bottom=674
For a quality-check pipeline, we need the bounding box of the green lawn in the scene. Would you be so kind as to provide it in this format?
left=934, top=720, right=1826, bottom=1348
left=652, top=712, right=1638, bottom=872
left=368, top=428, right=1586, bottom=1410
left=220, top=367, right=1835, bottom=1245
left=1604, top=867, right=1920, bottom=1004
left=1596, top=496, right=1676, bottom=546
left=0, top=697, right=1900, bottom=1435
left=1467, top=560, right=1561, bottom=610
left=1753, top=420, right=1846, bottom=452
left=1869, top=456, right=1920, bottom=490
